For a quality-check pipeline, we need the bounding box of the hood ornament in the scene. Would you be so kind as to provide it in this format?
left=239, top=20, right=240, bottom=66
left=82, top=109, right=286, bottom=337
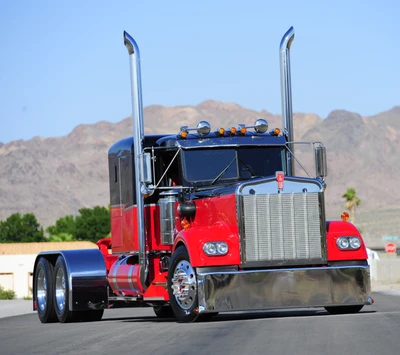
left=276, top=171, right=284, bottom=191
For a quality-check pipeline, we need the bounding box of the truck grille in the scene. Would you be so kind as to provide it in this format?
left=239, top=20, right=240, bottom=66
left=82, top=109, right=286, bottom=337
left=240, top=192, right=325, bottom=266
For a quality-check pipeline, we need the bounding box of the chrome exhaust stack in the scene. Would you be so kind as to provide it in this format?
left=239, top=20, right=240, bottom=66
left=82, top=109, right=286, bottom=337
left=124, top=31, right=148, bottom=289
left=279, top=27, right=295, bottom=176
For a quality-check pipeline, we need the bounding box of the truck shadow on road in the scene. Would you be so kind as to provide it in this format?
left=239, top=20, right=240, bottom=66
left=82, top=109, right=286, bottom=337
left=100, top=309, right=376, bottom=324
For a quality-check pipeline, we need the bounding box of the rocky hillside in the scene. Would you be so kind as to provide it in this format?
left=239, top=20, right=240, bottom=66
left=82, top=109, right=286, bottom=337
left=0, top=100, right=399, bottom=246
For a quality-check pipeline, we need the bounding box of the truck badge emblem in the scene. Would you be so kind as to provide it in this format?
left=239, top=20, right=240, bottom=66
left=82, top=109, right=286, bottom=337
left=276, top=171, right=284, bottom=190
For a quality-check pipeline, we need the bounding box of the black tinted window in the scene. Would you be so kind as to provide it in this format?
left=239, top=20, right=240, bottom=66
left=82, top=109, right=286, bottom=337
left=182, top=146, right=284, bottom=186
left=183, top=149, right=237, bottom=182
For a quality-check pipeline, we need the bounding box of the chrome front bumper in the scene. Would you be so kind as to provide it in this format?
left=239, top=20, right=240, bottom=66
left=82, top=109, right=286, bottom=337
left=196, top=265, right=371, bottom=313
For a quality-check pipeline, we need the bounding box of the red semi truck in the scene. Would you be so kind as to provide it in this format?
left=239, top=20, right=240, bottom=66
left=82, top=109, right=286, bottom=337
left=33, top=27, right=372, bottom=323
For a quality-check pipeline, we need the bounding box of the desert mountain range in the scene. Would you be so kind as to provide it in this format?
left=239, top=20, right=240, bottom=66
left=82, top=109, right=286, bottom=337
left=1, top=100, right=399, bottom=247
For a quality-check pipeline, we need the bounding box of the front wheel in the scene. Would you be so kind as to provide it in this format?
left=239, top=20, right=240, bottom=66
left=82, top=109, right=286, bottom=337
left=324, top=305, right=364, bottom=315
left=153, top=306, right=175, bottom=319
left=167, top=246, right=200, bottom=322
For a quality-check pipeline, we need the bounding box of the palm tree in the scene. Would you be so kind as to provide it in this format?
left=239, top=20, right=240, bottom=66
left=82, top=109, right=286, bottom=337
left=342, top=188, right=361, bottom=223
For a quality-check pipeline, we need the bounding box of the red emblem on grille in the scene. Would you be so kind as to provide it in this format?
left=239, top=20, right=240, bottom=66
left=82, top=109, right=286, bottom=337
left=276, top=171, right=284, bottom=190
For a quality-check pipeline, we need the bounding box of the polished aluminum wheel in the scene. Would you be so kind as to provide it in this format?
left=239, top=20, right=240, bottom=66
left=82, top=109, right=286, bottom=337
left=55, top=267, right=66, bottom=312
left=36, top=269, right=47, bottom=312
left=171, top=260, right=197, bottom=310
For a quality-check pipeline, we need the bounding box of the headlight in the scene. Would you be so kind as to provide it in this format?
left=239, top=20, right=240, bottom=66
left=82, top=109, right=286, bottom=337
left=349, top=237, right=361, bottom=249
left=336, top=236, right=361, bottom=250
left=337, top=237, right=350, bottom=249
left=216, top=242, right=228, bottom=254
left=203, top=242, right=228, bottom=256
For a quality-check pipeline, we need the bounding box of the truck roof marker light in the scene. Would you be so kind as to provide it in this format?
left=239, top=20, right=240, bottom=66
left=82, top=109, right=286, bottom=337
left=270, top=128, right=281, bottom=136
left=178, top=126, right=189, bottom=139
left=197, top=121, right=211, bottom=136
left=227, top=127, right=237, bottom=135
left=237, top=124, right=247, bottom=135
left=341, top=212, right=349, bottom=222
left=215, top=127, right=225, bottom=136
left=181, top=218, right=191, bottom=229
left=254, top=119, right=269, bottom=133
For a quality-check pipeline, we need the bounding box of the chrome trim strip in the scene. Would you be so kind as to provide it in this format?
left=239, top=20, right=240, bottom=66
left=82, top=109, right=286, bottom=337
left=112, top=259, right=121, bottom=296
left=112, top=251, right=139, bottom=255
left=128, top=265, right=136, bottom=293
left=143, top=297, right=166, bottom=301
left=197, top=265, right=371, bottom=313
left=108, top=296, right=138, bottom=302
left=279, top=27, right=295, bottom=175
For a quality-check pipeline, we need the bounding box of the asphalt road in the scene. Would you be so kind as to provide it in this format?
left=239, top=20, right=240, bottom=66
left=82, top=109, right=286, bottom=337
left=1, top=292, right=399, bottom=355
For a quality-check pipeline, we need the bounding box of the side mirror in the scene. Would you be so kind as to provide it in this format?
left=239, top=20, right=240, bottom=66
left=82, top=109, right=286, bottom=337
left=142, top=152, right=153, bottom=184
left=315, top=145, right=327, bottom=179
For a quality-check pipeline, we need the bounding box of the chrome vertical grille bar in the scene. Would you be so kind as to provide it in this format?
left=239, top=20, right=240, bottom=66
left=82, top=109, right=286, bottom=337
left=241, top=191, right=324, bottom=266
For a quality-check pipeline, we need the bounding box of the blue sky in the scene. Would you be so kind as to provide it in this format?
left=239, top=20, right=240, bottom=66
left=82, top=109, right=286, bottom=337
left=0, top=0, right=398, bottom=143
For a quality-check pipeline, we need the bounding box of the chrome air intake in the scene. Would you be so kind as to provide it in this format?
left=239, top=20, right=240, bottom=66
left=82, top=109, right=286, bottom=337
left=280, top=27, right=295, bottom=176
left=237, top=178, right=326, bottom=267
left=159, top=190, right=179, bottom=245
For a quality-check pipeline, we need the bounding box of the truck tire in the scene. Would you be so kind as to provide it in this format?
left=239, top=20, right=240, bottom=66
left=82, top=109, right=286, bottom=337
left=34, top=257, right=57, bottom=323
left=324, top=305, right=363, bottom=315
left=153, top=306, right=175, bottom=318
left=54, top=255, right=74, bottom=323
left=167, top=246, right=200, bottom=322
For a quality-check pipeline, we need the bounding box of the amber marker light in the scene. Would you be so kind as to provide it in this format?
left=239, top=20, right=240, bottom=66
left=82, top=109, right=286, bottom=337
left=181, top=218, right=191, bottom=229
left=229, top=127, right=237, bottom=135
left=240, top=127, right=247, bottom=134
left=217, top=127, right=225, bottom=136
left=270, top=128, right=281, bottom=136
left=181, top=131, right=188, bottom=139
left=341, top=212, right=349, bottom=222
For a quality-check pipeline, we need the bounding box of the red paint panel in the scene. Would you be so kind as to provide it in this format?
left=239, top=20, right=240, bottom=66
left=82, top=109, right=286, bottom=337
left=111, top=205, right=172, bottom=254
left=144, top=255, right=169, bottom=301
left=110, top=206, right=123, bottom=247
left=145, top=205, right=172, bottom=251
left=326, top=220, right=368, bottom=261
left=174, top=193, right=240, bottom=267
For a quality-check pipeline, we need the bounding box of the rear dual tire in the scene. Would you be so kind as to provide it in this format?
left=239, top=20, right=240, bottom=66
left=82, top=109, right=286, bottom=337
left=54, top=256, right=74, bottom=323
left=34, top=255, right=104, bottom=323
left=34, top=258, right=57, bottom=323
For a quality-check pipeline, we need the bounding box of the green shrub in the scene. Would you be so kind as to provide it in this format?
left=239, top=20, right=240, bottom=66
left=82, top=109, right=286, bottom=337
left=0, top=285, right=16, bottom=300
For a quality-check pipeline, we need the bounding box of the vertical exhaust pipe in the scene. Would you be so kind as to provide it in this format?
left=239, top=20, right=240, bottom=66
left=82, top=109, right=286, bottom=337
left=124, top=31, right=148, bottom=288
left=279, top=27, right=295, bottom=176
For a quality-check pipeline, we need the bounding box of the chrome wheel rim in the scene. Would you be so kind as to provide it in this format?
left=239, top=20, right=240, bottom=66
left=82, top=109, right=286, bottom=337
left=55, top=267, right=66, bottom=312
left=36, top=269, right=47, bottom=313
left=171, top=260, right=197, bottom=310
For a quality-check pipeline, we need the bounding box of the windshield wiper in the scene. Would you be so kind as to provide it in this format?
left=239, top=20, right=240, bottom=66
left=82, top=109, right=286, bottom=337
left=238, top=158, right=257, bottom=177
left=211, top=156, right=237, bottom=185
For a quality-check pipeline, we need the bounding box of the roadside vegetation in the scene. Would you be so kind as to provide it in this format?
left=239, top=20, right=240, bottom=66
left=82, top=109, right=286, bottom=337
left=0, top=206, right=110, bottom=243
left=0, top=285, right=16, bottom=300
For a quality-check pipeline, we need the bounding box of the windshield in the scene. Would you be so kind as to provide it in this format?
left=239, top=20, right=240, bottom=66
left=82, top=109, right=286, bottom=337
left=182, top=146, right=285, bottom=186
